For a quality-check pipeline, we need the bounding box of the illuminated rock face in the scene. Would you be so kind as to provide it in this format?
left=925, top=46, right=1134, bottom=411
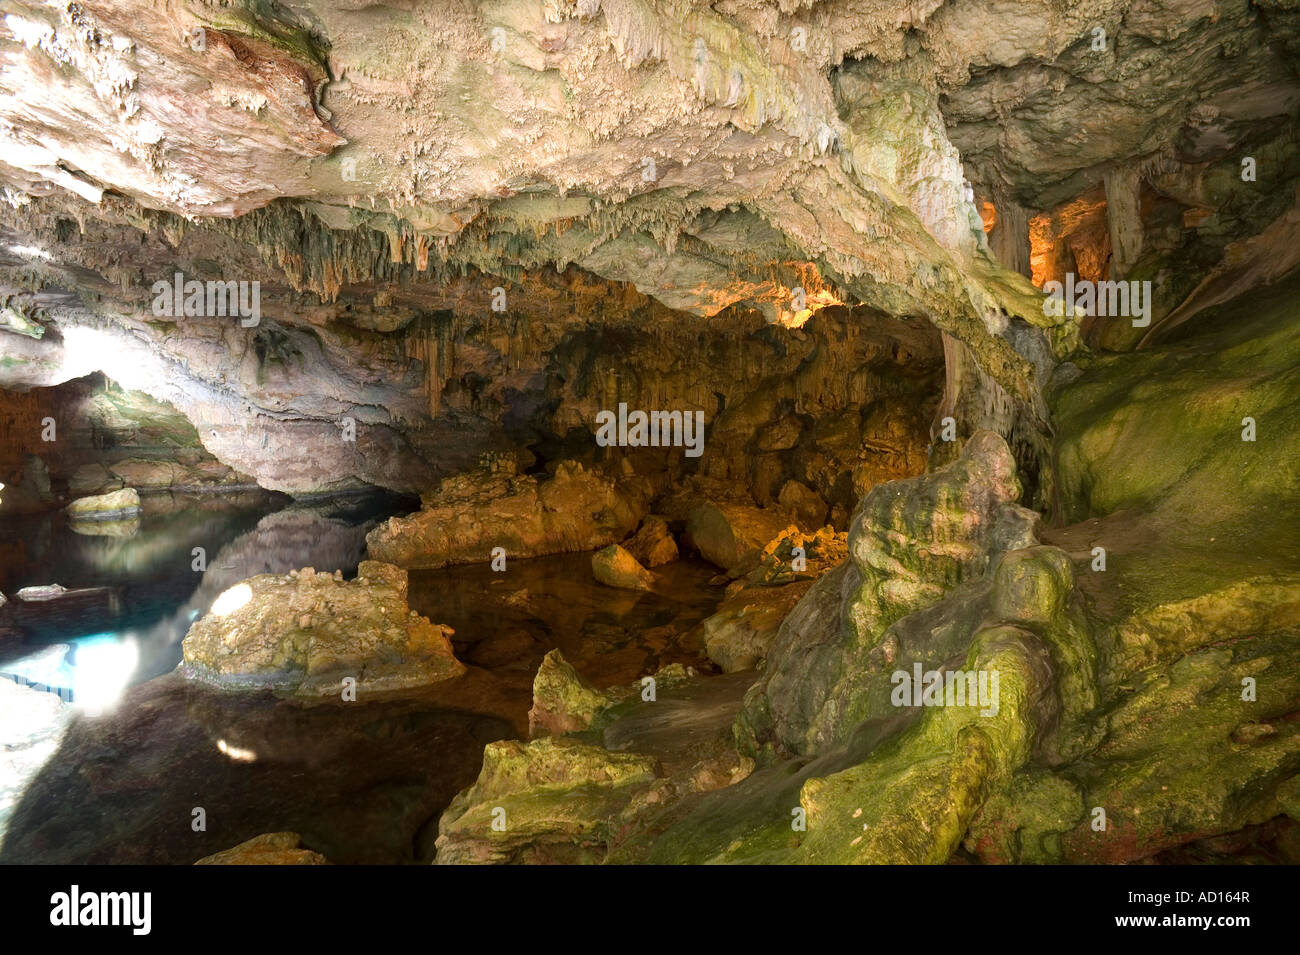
left=365, top=462, right=644, bottom=569
left=66, top=486, right=140, bottom=521
left=181, top=561, right=465, bottom=696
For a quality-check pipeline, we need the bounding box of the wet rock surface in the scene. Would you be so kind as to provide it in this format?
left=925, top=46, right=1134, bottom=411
left=181, top=561, right=465, bottom=697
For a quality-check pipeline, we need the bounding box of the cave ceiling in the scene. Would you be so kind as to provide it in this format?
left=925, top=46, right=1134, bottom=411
left=1, top=0, right=1298, bottom=492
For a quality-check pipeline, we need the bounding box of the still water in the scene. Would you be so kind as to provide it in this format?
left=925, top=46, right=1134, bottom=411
left=0, top=493, right=396, bottom=696
left=0, top=492, right=724, bottom=863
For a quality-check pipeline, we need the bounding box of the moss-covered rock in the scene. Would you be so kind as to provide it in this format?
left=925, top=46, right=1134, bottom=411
left=967, top=633, right=1300, bottom=863
left=434, top=738, right=662, bottom=865
left=1053, top=273, right=1300, bottom=533
left=527, top=649, right=614, bottom=739
left=959, top=275, right=1300, bottom=864
left=793, top=625, right=1057, bottom=863
left=738, top=431, right=1042, bottom=757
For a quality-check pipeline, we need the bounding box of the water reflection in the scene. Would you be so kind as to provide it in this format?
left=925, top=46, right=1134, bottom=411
left=0, top=494, right=731, bottom=864
left=409, top=552, right=724, bottom=689
left=0, top=673, right=516, bottom=864
left=0, top=492, right=409, bottom=698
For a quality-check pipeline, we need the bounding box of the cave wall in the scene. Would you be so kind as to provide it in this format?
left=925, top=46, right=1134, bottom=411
left=0, top=373, right=250, bottom=514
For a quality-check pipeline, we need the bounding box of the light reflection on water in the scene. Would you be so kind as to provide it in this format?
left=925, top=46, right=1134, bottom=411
left=0, top=493, right=731, bottom=863
left=0, top=492, right=408, bottom=700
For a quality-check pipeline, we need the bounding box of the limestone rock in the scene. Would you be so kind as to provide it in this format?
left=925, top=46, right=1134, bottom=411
left=701, top=582, right=813, bottom=673
left=527, top=650, right=612, bottom=739
left=739, top=431, right=1043, bottom=757
left=623, top=515, right=679, bottom=567
left=194, top=832, right=330, bottom=866
left=67, top=463, right=121, bottom=496
left=434, top=737, right=661, bottom=865
left=366, top=463, right=643, bottom=570
left=66, top=487, right=141, bottom=521
left=966, top=633, right=1300, bottom=864
left=181, top=560, right=465, bottom=697
left=796, top=626, right=1058, bottom=864
left=0, top=679, right=71, bottom=835
left=777, top=480, right=829, bottom=531
left=686, top=503, right=794, bottom=572
left=591, top=544, right=656, bottom=592
left=729, top=526, right=849, bottom=587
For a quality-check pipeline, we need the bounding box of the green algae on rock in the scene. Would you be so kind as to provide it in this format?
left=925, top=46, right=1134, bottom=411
left=434, top=737, right=662, bottom=865
left=738, top=430, right=1044, bottom=758
left=527, top=649, right=615, bottom=740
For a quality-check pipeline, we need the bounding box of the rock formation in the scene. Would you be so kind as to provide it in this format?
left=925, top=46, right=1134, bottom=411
left=181, top=560, right=465, bottom=697
left=1, top=0, right=1298, bottom=872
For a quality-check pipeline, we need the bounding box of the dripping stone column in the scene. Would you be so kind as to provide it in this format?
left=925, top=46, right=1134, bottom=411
left=1103, top=165, right=1144, bottom=279
left=988, top=188, right=1032, bottom=278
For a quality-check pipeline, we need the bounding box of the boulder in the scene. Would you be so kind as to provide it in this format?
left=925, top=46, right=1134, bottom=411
left=194, top=832, right=330, bottom=865
left=623, top=515, right=679, bottom=567
left=701, top=582, right=814, bottom=673
left=434, top=737, right=661, bottom=865
left=181, top=560, right=465, bottom=697
left=527, top=649, right=612, bottom=738
left=591, top=544, right=656, bottom=592
left=777, top=479, right=828, bottom=530
left=67, top=487, right=141, bottom=522
left=685, top=503, right=794, bottom=571
left=366, top=462, right=643, bottom=570
left=109, top=459, right=183, bottom=488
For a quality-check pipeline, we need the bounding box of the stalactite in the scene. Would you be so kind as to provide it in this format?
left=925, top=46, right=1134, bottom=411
left=989, top=188, right=1032, bottom=278
left=1103, top=165, right=1144, bottom=280
left=404, top=313, right=451, bottom=419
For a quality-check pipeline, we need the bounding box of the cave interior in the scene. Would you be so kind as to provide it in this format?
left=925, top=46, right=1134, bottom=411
left=0, top=0, right=1298, bottom=868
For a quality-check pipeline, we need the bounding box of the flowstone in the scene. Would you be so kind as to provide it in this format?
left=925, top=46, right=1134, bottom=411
left=739, top=430, right=1059, bottom=757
